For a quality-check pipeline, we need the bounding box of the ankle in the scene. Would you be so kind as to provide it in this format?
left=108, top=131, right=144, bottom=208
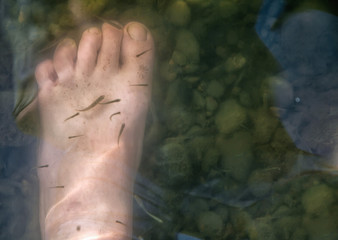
left=44, top=188, right=133, bottom=240
left=45, top=218, right=131, bottom=240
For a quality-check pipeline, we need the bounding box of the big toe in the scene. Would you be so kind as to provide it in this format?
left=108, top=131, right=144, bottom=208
left=121, top=22, right=154, bottom=82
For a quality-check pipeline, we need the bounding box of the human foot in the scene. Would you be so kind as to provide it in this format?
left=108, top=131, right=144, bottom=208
left=35, top=22, right=154, bottom=240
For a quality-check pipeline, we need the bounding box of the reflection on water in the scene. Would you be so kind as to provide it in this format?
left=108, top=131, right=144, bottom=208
left=1, top=0, right=338, bottom=239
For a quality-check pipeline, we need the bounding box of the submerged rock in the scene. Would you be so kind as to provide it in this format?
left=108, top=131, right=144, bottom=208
left=225, top=53, right=246, bottom=72
left=206, top=80, right=224, bottom=99
left=275, top=216, right=301, bottom=239
left=192, top=90, right=205, bottom=110
left=206, top=97, right=218, bottom=115
left=303, top=215, right=338, bottom=240
left=156, top=142, right=192, bottom=185
left=215, top=99, right=247, bottom=135
left=214, top=205, right=229, bottom=222
left=248, top=221, right=276, bottom=240
left=291, top=228, right=307, bottom=240
left=120, top=6, right=163, bottom=28
left=251, top=108, right=279, bottom=144
left=269, top=76, right=294, bottom=108
left=69, top=0, right=108, bottom=21
left=302, top=183, right=334, bottom=216
left=248, top=169, right=273, bottom=198
left=160, top=61, right=177, bottom=82
left=166, top=106, right=194, bottom=134
left=197, top=211, right=223, bottom=238
left=175, top=30, right=200, bottom=64
left=165, top=0, right=191, bottom=27
left=218, top=131, right=253, bottom=182
left=201, top=147, right=220, bottom=173
left=188, top=136, right=212, bottom=164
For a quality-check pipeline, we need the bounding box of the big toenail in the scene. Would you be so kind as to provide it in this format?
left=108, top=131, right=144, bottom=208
left=127, top=23, right=147, bottom=41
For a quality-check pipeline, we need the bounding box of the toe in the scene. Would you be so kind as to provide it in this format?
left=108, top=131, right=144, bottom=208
left=53, top=38, right=77, bottom=81
left=35, top=60, right=57, bottom=88
left=76, top=27, right=102, bottom=76
left=120, top=22, right=154, bottom=82
left=96, top=23, right=123, bottom=73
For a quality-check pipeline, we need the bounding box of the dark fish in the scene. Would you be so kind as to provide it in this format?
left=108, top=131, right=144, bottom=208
left=77, top=95, right=105, bottom=111
left=136, top=48, right=152, bottom=58
left=99, top=99, right=120, bottom=105
left=64, top=112, right=80, bottom=121
left=110, top=112, right=121, bottom=120
left=118, top=123, right=125, bottom=146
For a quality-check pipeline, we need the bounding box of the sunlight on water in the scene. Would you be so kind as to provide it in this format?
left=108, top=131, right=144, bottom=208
left=0, top=0, right=337, bottom=239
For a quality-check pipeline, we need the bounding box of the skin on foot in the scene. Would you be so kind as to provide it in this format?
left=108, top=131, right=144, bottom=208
left=35, top=22, right=154, bottom=240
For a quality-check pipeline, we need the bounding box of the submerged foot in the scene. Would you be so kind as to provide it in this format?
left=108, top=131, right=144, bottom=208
left=35, top=22, right=154, bottom=240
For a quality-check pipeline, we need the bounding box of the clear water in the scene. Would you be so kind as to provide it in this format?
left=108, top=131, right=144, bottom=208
left=0, top=0, right=338, bottom=239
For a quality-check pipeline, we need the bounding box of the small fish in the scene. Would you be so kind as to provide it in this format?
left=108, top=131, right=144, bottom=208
left=134, top=194, right=163, bottom=223
left=118, top=123, right=125, bottom=146
left=136, top=48, right=152, bottom=58
left=68, top=135, right=84, bottom=139
left=116, top=220, right=126, bottom=226
left=37, top=164, right=49, bottom=168
left=99, top=99, right=121, bottom=105
left=31, top=164, right=49, bottom=170
left=64, top=112, right=80, bottom=121
left=93, top=15, right=123, bottom=29
left=49, top=186, right=65, bottom=189
left=77, top=95, right=105, bottom=111
left=110, top=112, right=121, bottom=120
left=129, top=84, right=148, bottom=87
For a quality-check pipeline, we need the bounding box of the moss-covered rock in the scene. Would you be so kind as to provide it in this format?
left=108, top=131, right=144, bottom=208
left=166, top=106, right=194, bottom=134
left=215, top=99, right=247, bottom=135
left=248, top=221, right=277, bottom=240
left=303, top=215, right=338, bottom=240
left=175, top=29, right=200, bottom=64
left=248, top=169, right=273, bottom=198
left=197, top=211, right=223, bottom=238
left=225, top=53, right=246, bottom=72
left=251, top=108, right=279, bottom=144
left=302, top=184, right=334, bottom=216
left=206, top=80, right=224, bottom=98
left=156, top=141, right=192, bottom=185
left=69, top=0, right=108, bottom=21
left=217, top=131, right=253, bottom=181
left=165, top=0, right=191, bottom=27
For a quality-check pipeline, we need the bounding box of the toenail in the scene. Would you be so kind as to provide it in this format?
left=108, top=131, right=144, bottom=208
left=127, top=23, right=147, bottom=41
left=61, top=38, right=76, bottom=47
left=88, top=27, right=100, bottom=34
